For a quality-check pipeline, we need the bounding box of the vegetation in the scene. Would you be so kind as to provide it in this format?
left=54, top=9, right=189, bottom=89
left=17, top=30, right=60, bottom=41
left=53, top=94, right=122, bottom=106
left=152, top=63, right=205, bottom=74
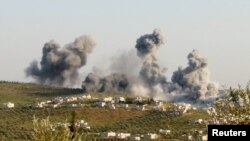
left=31, top=116, right=82, bottom=141
left=207, top=82, right=250, bottom=124
left=2, top=81, right=250, bottom=140
left=0, top=81, right=83, bottom=105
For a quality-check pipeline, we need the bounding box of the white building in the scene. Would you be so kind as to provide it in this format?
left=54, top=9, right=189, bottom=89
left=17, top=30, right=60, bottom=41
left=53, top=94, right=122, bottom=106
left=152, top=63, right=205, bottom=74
left=101, top=132, right=116, bottom=138
left=86, top=94, right=92, bottom=99
left=182, top=134, right=193, bottom=141
left=175, top=103, right=192, bottom=114
left=67, top=103, right=83, bottom=108
left=121, top=104, right=129, bottom=108
left=108, top=103, right=116, bottom=110
left=202, top=135, right=207, bottom=141
left=156, top=101, right=163, bottom=107
left=2, top=102, right=15, bottom=108
left=66, top=97, right=78, bottom=103
left=134, top=97, right=143, bottom=102
left=85, top=126, right=91, bottom=130
left=144, top=133, right=158, bottom=140
left=33, top=103, right=44, bottom=108
left=53, top=97, right=63, bottom=104
left=116, top=133, right=131, bottom=139
left=98, top=102, right=106, bottom=107
left=75, top=120, right=91, bottom=130
left=136, top=105, right=146, bottom=111
left=129, top=135, right=141, bottom=141
left=153, top=106, right=166, bottom=112
left=159, top=129, right=171, bottom=135
left=103, top=97, right=113, bottom=102
left=192, top=119, right=203, bottom=124
left=115, top=97, right=126, bottom=103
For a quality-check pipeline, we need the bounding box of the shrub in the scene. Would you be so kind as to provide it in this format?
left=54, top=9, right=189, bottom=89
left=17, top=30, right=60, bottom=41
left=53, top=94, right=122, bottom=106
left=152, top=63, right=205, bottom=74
left=31, top=116, right=83, bottom=141
left=207, top=82, right=250, bottom=124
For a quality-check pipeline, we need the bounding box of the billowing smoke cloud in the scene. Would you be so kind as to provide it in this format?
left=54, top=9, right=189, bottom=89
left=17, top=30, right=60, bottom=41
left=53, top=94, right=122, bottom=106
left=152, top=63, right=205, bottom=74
left=171, top=49, right=219, bottom=101
left=91, top=49, right=140, bottom=78
left=134, top=29, right=167, bottom=96
left=110, top=49, right=140, bottom=78
left=82, top=73, right=129, bottom=93
left=82, top=49, right=139, bottom=93
left=133, top=29, right=222, bottom=105
left=26, top=35, right=96, bottom=87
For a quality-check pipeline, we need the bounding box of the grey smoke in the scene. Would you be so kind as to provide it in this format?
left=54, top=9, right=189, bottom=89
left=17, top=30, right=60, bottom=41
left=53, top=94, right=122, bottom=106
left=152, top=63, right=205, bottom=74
left=135, top=29, right=167, bottom=92
left=82, top=73, right=129, bottom=93
left=82, top=49, right=139, bottom=93
left=110, top=49, right=140, bottom=77
left=26, top=35, right=96, bottom=87
left=133, top=29, right=222, bottom=104
left=171, top=49, right=219, bottom=101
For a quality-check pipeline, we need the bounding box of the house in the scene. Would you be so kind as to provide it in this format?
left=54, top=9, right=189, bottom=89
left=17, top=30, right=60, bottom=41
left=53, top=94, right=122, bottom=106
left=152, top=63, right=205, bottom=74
left=116, top=133, right=131, bottom=139
left=108, top=103, right=115, bottom=110
left=75, top=120, right=91, bottom=130
left=45, top=100, right=52, bottom=104
left=159, top=129, right=171, bottom=135
left=134, top=97, right=143, bottom=102
left=98, top=102, right=106, bottom=107
left=103, top=97, right=113, bottom=102
left=67, top=103, right=83, bottom=108
left=53, top=97, right=63, bottom=104
left=129, top=135, right=141, bottom=141
left=202, top=135, right=207, bottom=141
left=66, top=97, right=77, bottom=103
left=78, top=95, right=86, bottom=100
left=33, top=103, right=44, bottom=108
left=136, top=105, right=146, bottom=111
left=156, top=101, right=163, bottom=107
left=174, top=103, right=192, bottom=114
left=86, top=94, right=92, bottom=99
left=144, top=133, right=158, bottom=140
left=121, top=104, right=129, bottom=108
left=182, top=134, right=193, bottom=141
left=68, top=104, right=77, bottom=108
left=115, top=97, right=126, bottom=103
left=2, top=102, right=15, bottom=108
left=50, top=103, right=60, bottom=108
left=192, top=119, right=203, bottom=124
left=101, top=132, right=116, bottom=138
left=153, top=106, right=166, bottom=112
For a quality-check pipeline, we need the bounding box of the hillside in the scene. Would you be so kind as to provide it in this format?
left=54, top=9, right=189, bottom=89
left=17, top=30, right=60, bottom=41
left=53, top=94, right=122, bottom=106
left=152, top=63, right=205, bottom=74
left=0, top=81, right=209, bottom=141
left=0, top=81, right=83, bottom=105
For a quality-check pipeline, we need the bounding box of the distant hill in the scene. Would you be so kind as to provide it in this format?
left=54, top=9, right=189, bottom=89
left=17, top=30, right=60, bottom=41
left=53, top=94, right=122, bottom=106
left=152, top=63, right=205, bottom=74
left=0, top=81, right=209, bottom=141
left=0, top=81, right=83, bottom=105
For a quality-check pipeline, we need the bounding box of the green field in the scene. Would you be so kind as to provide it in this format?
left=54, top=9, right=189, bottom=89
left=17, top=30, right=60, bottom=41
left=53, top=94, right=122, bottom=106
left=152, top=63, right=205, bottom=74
left=0, top=81, right=209, bottom=141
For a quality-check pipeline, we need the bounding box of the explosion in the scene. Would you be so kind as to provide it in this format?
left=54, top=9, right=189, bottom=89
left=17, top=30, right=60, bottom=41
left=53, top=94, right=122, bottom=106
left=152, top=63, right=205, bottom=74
left=26, top=29, right=223, bottom=105
left=26, top=35, right=96, bottom=87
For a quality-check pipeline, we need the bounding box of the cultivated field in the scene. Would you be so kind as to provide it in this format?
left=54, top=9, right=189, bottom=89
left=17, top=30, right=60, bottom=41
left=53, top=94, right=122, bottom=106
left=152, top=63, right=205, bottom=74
left=0, top=81, right=210, bottom=141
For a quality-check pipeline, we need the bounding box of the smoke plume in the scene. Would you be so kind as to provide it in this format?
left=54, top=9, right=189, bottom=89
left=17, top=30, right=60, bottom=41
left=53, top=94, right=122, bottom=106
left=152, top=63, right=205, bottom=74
left=133, top=29, right=222, bottom=104
left=26, top=35, right=96, bottom=87
left=82, top=73, right=129, bottom=93
left=134, top=29, right=167, bottom=94
left=171, top=49, right=219, bottom=101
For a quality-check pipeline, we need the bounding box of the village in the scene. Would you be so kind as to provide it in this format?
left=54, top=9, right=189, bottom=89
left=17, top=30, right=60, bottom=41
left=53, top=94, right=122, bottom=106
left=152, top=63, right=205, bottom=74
left=1, top=94, right=208, bottom=140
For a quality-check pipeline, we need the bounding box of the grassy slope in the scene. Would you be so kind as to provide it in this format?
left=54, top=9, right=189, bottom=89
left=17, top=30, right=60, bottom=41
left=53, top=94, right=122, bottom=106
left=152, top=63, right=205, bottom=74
left=0, top=81, right=209, bottom=141
left=0, top=81, right=83, bottom=105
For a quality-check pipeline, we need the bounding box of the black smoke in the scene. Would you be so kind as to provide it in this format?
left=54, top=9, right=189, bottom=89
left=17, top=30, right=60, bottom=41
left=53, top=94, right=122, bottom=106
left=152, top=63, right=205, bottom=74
left=82, top=73, right=129, bottom=93
left=135, top=29, right=167, bottom=89
left=26, top=35, right=96, bottom=86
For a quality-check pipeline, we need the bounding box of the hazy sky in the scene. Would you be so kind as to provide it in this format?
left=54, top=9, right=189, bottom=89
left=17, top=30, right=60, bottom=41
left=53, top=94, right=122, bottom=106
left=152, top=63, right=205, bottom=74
left=0, top=0, right=249, bottom=87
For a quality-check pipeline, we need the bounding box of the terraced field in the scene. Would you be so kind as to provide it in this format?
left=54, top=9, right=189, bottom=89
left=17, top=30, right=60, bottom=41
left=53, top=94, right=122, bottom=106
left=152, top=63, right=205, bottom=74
left=0, top=81, right=209, bottom=140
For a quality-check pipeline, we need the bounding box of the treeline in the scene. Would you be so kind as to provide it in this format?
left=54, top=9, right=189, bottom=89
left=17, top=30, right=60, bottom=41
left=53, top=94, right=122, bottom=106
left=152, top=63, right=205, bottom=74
left=0, top=80, right=84, bottom=95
